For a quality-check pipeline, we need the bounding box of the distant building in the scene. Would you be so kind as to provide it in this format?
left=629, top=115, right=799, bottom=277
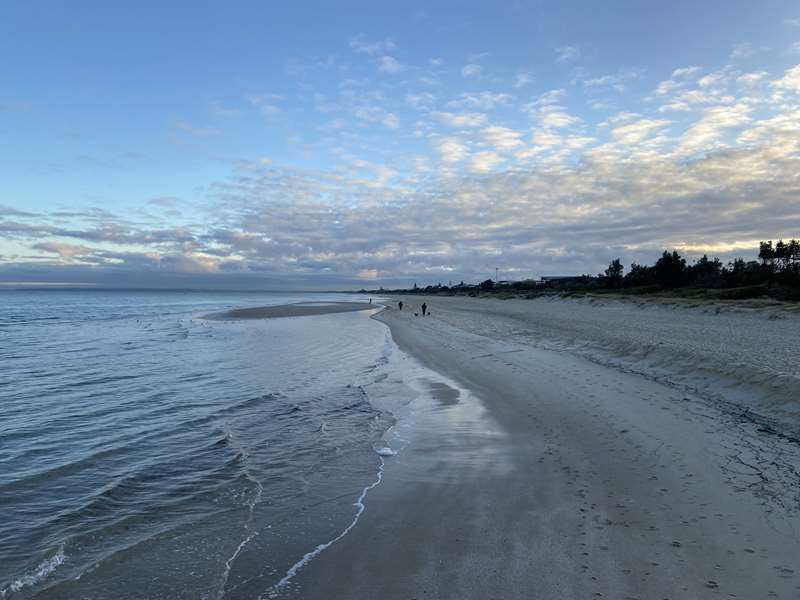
left=540, top=275, right=583, bottom=282
left=540, top=275, right=593, bottom=287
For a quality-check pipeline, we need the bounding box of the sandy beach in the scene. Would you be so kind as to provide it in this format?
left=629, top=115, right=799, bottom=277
left=286, top=296, right=800, bottom=599
left=204, top=301, right=375, bottom=320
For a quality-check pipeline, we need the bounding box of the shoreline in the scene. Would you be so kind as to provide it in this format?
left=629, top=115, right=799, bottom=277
left=385, top=294, right=800, bottom=439
left=285, top=297, right=800, bottom=599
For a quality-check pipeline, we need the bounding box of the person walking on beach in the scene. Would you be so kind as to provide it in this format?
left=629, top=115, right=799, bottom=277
left=421, top=302, right=427, bottom=316
left=398, top=301, right=403, bottom=311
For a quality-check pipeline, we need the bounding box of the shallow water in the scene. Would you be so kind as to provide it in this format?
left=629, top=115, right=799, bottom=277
left=0, top=290, right=412, bottom=599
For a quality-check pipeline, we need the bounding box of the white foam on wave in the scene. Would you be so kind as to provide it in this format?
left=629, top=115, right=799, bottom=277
left=260, top=319, right=460, bottom=598
left=262, top=456, right=386, bottom=599
left=0, top=545, right=66, bottom=598
left=213, top=429, right=265, bottom=600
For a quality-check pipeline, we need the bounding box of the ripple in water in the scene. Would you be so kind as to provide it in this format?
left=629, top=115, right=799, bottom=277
left=0, top=290, right=410, bottom=599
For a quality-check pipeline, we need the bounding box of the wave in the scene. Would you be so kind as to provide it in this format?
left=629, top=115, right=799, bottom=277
left=263, top=456, right=386, bottom=598
left=0, top=545, right=65, bottom=598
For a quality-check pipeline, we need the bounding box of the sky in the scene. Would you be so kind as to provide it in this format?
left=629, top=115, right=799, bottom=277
left=2, top=0, right=800, bottom=289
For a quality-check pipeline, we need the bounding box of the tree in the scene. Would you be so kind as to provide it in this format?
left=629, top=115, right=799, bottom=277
left=759, top=241, right=775, bottom=266
left=604, top=258, right=624, bottom=287
left=480, top=279, right=495, bottom=291
left=624, top=262, right=654, bottom=286
left=689, top=254, right=722, bottom=286
left=654, top=250, right=688, bottom=288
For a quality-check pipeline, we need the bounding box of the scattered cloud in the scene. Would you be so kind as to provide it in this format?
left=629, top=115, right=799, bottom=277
left=431, top=136, right=469, bottom=163
left=174, top=121, right=220, bottom=137
left=349, top=35, right=396, bottom=55
left=469, top=150, right=503, bottom=173
left=730, top=42, right=756, bottom=59
left=514, top=71, right=534, bottom=88
left=536, top=107, right=581, bottom=128
left=245, top=93, right=283, bottom=116
left=448, top=91, right=513, bottom=110
left=378, top=56, right=405, bottom=73
left=555, top=46, right=581, bottom=64
left=5, top=32, right=800, bottom=286
left=611, top=118, right=671, bottom=144
left=675, top=103, right=751, bottom=156
left=461, top=64, right=483, bottom=77
left=482, top=126, right=524, bottom=151
left=582, top=68, right=644, bottom=93
left=431, top=111, right=487, bottom=128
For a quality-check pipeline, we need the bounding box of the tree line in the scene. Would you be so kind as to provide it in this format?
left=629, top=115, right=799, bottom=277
left=602, top=238, right=800, bottom=293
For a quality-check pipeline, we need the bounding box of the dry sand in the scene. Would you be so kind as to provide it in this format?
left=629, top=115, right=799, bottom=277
left=285, top=296, right=800, bottom=599
left=204, top=301, right=375, bottom=320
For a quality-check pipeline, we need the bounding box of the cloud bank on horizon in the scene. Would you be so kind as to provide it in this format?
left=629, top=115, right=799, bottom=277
left=2, top=1, right=800, bottom=288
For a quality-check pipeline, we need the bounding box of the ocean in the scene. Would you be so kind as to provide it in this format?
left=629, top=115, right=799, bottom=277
left=0, top=290, right=415, bottom=599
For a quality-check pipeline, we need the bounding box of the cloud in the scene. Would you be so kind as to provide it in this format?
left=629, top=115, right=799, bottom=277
left=431, top=136, right=469, bottom=163
left=771, top=64, right=800, bottom=91
left=5, top=51, right=800, bottom=287
left=611, top=118, right=671, bottom=144
left=675, top=103, right=751, bottom=156
left=469, top=151, right=503, bottom=173
left=431, top=111, right=487, bottom=128
left=514, top=71, right=534, bottom=88
left=555, top=46, right=580, bottom=63
left=382, top=113, right=400, bottom=129
left=210, top=102, right=242, bottom=118
left=174, top=121, right=220, bottom=137
left=32, top=242, right=94, bottom=262
left=730, top=42, right=756, bottom=59
left=245, top=93, right=283, bottom=116
left=737, top=71, right=767, bottom=85
left=406, top=92, right=436, bottom=109
left=521, top=89, right=564, bottom=111
left=672, top=66, right=702, bottom=78
left=482, top=126, right=524, bottom=151
left=349, top=35, right=396, bottom=55
left=582, top=68, right=643, bottom=93
left=535, top=106, right=581, bottom=128
left=448, top=91, right=513, bottom=110
left=1, top=205, right=39, bottom=218
left=378, top=56, right=404, bottom=73
left=352, top=105, right=400, bottom=129
left=461, top=64, right=483, bottom=77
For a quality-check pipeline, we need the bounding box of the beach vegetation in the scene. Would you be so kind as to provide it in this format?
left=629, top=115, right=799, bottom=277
left=377, top=237, right=800, bottom=303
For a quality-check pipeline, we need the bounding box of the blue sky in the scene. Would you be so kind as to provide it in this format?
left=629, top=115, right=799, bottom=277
left=2, top=1, right=800, bottom=288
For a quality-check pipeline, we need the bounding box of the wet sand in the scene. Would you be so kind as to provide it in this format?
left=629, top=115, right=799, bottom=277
left=204, top=301, right=375, bottom=320
left=286, top=299, right=800, bottom=599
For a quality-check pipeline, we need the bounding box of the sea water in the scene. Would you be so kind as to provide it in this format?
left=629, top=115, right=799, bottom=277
left=0, top=290, right=414, bottom=599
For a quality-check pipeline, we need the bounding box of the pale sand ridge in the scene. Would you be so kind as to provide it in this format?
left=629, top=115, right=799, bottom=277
left=204, top=301, right=375, bottom=320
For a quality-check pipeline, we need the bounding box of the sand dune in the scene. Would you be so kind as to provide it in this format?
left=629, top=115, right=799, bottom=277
left=399, top=295, right=800, bottom=438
